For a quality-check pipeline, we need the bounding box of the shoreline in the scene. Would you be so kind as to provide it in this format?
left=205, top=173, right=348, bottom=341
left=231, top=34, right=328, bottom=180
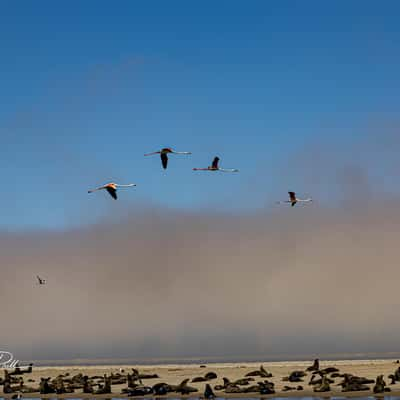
left=22, top=358, right=400, bottom=370
left=24, top=353, right=400, bottom=368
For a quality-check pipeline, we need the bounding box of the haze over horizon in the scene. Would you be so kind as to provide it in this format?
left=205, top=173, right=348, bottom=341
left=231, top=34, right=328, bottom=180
left=2, top=128, right=400, bottom=361
left=1, top=1, right=400, bottom=361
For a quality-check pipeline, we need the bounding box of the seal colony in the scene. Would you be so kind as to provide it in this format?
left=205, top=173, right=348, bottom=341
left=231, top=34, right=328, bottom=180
left=3, top=358, right=400, bottom=398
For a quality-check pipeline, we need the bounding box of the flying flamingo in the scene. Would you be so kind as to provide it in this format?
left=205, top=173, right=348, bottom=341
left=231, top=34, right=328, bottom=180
left=277, top=191, right=313, bottom=207
left=88, top=182, right=136, bottom=200
left=193, top=156, right=239, bottom=173
left=36, top=275, right=46, bottom=285
left=144, top=148, right=192, bottom=169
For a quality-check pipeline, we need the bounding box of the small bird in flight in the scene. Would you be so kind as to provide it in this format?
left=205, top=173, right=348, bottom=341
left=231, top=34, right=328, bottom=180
left=277, top=191, right=313, bottom=207
left=144, top=148, right=192, bottom=169
left=193, top=156, right=239, bottom=173
left=36, top=275, right=46, bottom=285
left=88, top=182, right=136, bottom=200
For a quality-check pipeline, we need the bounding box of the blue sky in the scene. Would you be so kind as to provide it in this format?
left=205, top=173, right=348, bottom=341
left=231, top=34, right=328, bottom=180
left=1, top=1, right=400, bottom=229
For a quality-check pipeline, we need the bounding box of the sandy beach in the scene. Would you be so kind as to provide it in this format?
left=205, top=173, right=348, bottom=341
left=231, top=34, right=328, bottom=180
left=3, top=359, right=400, bottom=398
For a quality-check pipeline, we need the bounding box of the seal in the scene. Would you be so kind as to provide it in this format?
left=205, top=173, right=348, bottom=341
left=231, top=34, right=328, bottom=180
left=234, top=378, right=254, bottom=386
left=306, top=358, right=320, bottom=372
left=389, top=367, right=400, bottom=384
left=192, top=376, right=207, bottom=383
left=9, top=365, right=33, bottom=376
left=309, top=372, right=334, bottom=386
left=314, top=375, right=331, bottom=392
left=94, top=375, right=111, bottom=395
left=152, top=382, right=172, bottom=395
left=339, top=374, right=370, bottom=392
left=282, top=370, right=306, bottom=382
left=374, top=375, right=391, bottom=394
left=245, top=365, right=272, bottom=378
left=204, top=383, right=215, bottom=399
left=127, top=386, right=153, bottom=396
left=282, top=385, right=296, bottom=392
left=205, top=372, right=217, bottom=380
left=39, top=378, right=55, bottom=394
left=258, top=381, right=275, bottom=395
left=174, top=379, right=198, bottom=395
left=243, top=384, right=261, bottom=393
left=83, top=376, right=93, bottom=394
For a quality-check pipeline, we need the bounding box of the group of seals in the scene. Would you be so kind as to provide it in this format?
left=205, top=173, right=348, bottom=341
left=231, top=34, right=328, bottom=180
left=211, top=376, right=275, bottom=394
left=304, top=363, right=389, bottom=394
left=2, top=368, right=38, bottom=394
left=1, top=370, right=125, bottom=395
left=124, top=378, right=199, bottom=397
left=1, top=360, right=399, bottom=396
left=337, top=374, right=375, bottom=392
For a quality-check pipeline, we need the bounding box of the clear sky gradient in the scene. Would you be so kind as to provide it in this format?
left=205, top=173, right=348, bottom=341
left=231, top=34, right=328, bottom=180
left=1, top=1, right=400, bottom=229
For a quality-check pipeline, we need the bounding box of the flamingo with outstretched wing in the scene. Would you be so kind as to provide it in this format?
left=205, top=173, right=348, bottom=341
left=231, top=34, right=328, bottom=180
left=88, top=182, right=136, bottom=200
left=193, top=156, right=239, bottom=173
left=144, top=148, right=192, bottom=169
left=277, top=191, right=313, bottom=207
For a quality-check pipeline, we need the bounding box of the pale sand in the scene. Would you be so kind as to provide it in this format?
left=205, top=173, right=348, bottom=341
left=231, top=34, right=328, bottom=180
left=3, top=359, right=400, bottom=398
